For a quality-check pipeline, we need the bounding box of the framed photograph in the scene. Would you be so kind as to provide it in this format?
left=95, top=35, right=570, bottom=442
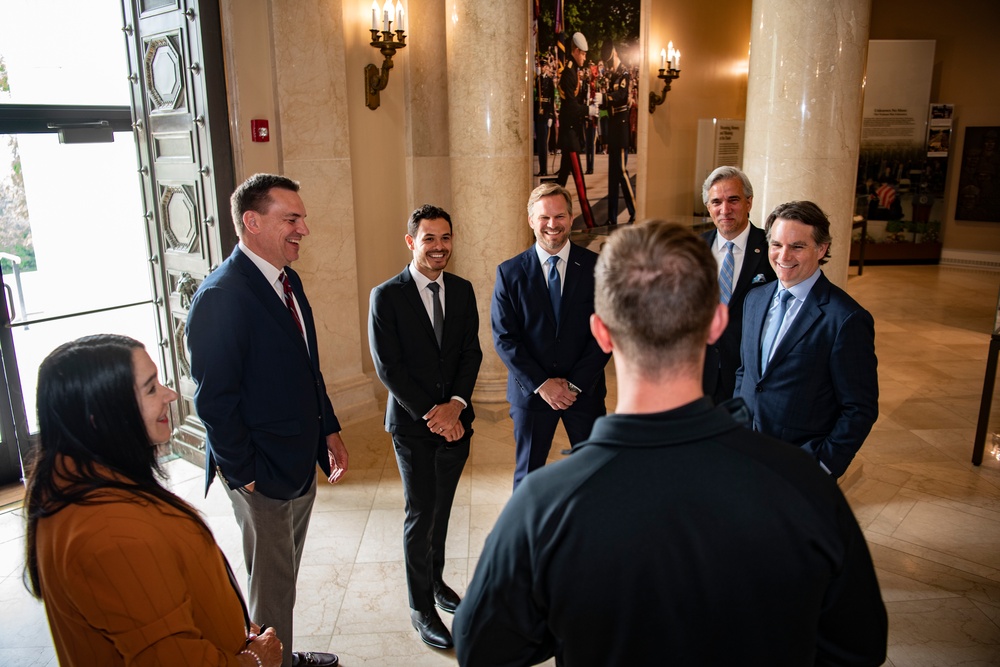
left=956, top=126, right=1000, bottom=222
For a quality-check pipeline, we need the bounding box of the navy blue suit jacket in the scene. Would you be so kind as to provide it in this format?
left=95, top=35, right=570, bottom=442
left=186, top=246, right=340, bottom=500
left=368, top=267, right=482, bottom=437
left=735, top=272, right=878, bottom=477
left=491, top=243, right=610, bottom=409
left=701, top=225, right=776, bottom=404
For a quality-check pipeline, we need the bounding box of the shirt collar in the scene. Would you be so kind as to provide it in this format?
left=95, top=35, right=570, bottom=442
left=534, top=242, right=571, bottom=268
left=715, top=223, right=752, bottom=252
left=784, top=268, right=823, bottom=301
left=239, top=241, right=284, bottom=286
left=408, top=261, right=441, bottom=291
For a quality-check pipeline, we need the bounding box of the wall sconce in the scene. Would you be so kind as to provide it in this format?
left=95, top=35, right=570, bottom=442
left=649, top=42, right=681, bottom=114
left=365, top=0, right=407, bottom=110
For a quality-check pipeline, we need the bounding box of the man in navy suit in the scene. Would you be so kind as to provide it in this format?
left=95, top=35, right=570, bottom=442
left=368, top=205, right=482, bottom=650
left=736, top=200, right=878, bottom=478
left=492, top=183, right=611, bottom=489
left=700, top=166, right=776, bottom=404
left=187, top=174, right=347, bottom=667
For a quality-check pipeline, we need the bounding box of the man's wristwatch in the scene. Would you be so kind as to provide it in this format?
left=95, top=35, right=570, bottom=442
left=567, top=382, right=581, bottom=395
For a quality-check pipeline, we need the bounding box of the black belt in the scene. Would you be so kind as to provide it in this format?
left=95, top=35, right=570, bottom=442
left=612, top=105, right=629, bottom=114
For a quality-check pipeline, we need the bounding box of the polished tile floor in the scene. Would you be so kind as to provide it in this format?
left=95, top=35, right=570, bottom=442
left=2, top=264, right=1000, bottom=666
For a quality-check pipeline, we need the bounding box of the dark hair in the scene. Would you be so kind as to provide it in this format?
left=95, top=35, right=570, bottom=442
left=595, top=221, right=718, bottom=378
left=23, top=334, right=209, bottom=598
left=764, top=200, right=833, bottom=264
left=600, top=40, right=615, bottom=66
left=230, top=173, right=300, bottom=234
left=407, top=204, right=453, bottom=237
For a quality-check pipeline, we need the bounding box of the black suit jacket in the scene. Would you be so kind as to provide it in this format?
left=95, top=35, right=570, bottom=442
left=701, top=225, right=776, bottom=403
left=491, top=243, right=610, bottom=410
left=368, top=267, right=482, bottom=437
left=186, top=246, right=340, bottom=500
left=735, top=272, right=879, bottom=477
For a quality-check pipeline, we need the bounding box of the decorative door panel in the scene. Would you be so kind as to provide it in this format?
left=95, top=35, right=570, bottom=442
left=121, top=0, right=235, bottom=463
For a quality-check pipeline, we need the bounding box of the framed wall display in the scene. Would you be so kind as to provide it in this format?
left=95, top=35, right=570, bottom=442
left=956, top=126, right=1000, bottom=222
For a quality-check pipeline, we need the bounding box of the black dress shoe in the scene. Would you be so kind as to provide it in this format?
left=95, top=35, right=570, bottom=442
left=410, top=608, right=453, bottom=649
left=292, top=651, right=339, bottom=666
left=434, top=582, right=462, bottom=613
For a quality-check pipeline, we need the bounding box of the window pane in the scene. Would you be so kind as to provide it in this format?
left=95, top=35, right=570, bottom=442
left=0, top=0, right=129, bottom=106
left=2, top=131, right=151, bottom=322
left=13, top=303, right=160, bottom=432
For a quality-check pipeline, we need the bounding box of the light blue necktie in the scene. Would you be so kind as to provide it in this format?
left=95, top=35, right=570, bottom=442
left=547, top=256, right=561, bottom=325
left=761, top=289, right=793, bottom=373
left=719, top=241, right=735, bottom=305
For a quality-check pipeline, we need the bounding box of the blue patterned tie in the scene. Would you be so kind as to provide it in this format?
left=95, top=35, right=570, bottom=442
left=761, top=289, right=793, bottom=373
left=547, top=256, right=561, bottom=325
left=719, top=241, right=735, bottom=305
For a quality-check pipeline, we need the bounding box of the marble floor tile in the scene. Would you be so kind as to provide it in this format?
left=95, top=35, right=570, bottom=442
left=4, top=264, right=1000, bottom=663
left=885, top=597, right=1000, bottom=666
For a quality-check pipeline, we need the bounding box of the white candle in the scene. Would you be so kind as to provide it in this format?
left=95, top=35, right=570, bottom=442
left=675, top=50, right=680, bottom=69
left=660, top=48, right=666, bottom=70
left=383, top=10, right=389, bottom=31
left=667, top=41, right=674, bottom=69
left=371, top=3, right=377, bottom=31
left=396, top=1, right=405, bottom=32
left=384, top=0, right=393, bottom=30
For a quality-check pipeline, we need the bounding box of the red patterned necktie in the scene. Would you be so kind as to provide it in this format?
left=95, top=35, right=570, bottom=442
left=279, top=271, right=304, bottom=336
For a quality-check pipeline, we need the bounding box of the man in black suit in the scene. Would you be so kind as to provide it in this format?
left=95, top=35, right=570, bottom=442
left=368, top=205, right=482, bottom=650
left=701, top=166, right=776, bottom=404
left=492, top=183, right=611, bottom=489
left=187, top=173, right=346, bottom=667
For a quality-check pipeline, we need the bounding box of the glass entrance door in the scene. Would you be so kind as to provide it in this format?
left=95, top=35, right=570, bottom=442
left=0, top=0, right=159, bottom=484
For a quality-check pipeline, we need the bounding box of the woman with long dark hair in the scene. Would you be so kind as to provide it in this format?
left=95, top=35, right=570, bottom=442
left=24, top=334, right=282, bottom=666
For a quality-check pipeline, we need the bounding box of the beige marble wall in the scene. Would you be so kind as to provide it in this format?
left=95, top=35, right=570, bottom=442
left=642, top=0, right=753, bottom=222
left=219, top=0, right=281, bottom=179
left=446, top=0, right=532, bottom=414
left=403, top=0, right=452, bottom=209
left=270, top=0, right=377, bottom=422
left=744, top=0, right=872, bottom=286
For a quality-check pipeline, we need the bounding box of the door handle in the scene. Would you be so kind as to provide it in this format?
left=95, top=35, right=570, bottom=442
left=3, top=282, right=13, bottom=321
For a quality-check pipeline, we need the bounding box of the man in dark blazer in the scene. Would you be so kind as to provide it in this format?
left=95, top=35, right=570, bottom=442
left=368, top=205, right=482, bottom=651
left=736, top=200, right=878, bottom=478
left=700, top=166, right=776, bottom=404
left=492, top=183, right=611, bottom=489
left=455, top=222, right=887, bottom=666
left=186, top=173, right=347, bottom=667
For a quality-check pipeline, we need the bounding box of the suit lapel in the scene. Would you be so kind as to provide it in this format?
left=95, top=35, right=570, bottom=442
left=399, top=268, right=440, bottom=349
left=234, top=249, right=310, bottom=359
left=561, top=244, right=584, bottom=328
left=520, top=248, right=558, bottom=328
left=733, top=227, right=769, bottom=296
left=767, top=274, right=830, bottom=372
left=749, top=282, right=779, bottom=375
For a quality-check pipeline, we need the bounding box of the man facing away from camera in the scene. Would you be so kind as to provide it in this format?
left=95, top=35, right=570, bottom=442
left=454, top=221, right=887, bottom=666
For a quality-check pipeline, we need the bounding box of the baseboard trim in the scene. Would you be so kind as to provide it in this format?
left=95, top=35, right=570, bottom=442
left=940, top=249, right=1000, bottom=270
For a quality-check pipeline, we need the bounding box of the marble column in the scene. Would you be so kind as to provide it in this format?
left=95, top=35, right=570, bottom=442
left=446, top=0, right=532, bottom=417
left=744, top=0, right=872, bottom=285
left=269, top=0, right=377, bottom=422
